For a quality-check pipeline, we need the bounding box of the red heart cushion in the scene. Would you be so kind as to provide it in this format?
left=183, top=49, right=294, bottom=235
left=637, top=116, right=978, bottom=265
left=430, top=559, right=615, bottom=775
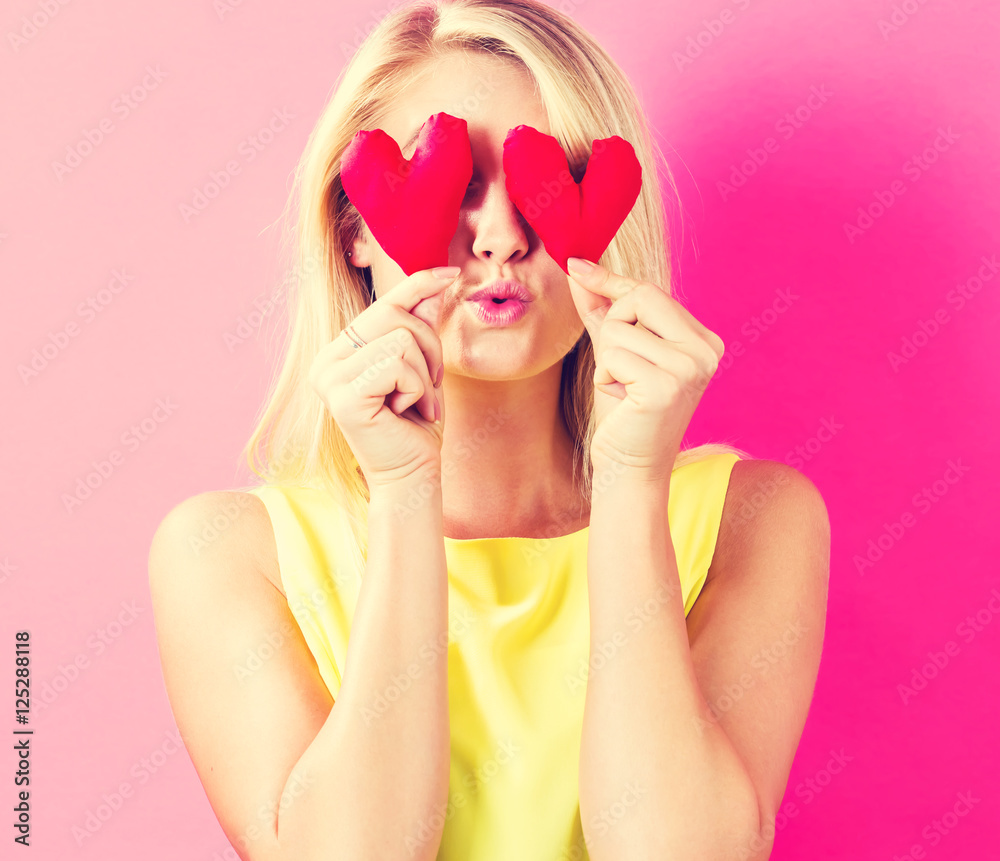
left=502, top=125, right=642, bottom=274
left=340, top=112, right=472, bottom=276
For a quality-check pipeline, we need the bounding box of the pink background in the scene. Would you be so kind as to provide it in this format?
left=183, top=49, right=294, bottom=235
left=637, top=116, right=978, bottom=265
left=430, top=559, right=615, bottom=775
left=3, top=0, right=998, bottom=858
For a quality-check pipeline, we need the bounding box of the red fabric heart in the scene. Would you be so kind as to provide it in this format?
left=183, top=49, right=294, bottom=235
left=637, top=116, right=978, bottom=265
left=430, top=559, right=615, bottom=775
left=502, top=125, right=642, bottom=274
left=340, top=112, right=472, bottom=276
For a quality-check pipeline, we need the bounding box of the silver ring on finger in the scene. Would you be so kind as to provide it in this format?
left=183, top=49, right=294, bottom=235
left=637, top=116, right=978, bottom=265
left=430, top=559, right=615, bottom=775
left=343, top=324, right=367, bottom=350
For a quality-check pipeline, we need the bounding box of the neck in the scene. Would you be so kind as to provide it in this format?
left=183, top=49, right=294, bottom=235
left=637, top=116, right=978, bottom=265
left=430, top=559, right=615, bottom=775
left=439, top=361, right=587, bottom=539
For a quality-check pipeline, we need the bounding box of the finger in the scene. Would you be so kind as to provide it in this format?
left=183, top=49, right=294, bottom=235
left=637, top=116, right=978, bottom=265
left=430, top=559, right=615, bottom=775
left=319, top=322, right=438, bottom=421
left=410, top=282, right=448, bottom=334
left=603, top=286, right=722, bottom=372
left=595, top=344, right=660, bottom=401
left=401, top=266, right=459, bottom=334
left=390, top=264, right=461, bottom=306
left=384, top=327, right=439, bottom=422
left=351, top=345, right=431, bottom=423
left=567, top=257, right=643, bottom=301
left=347, top=327, right=438, bottom=422
left=565, top=257, right=643, bottom=350
left=386, top=335, right=440, bottom=421
left=597, top=319, right=717, bottom=394
left=334, top=294, right=447, bottom=415
left=307, top=335, right=422, bottom=422
left=375, top=304, right=444, bottom=413
left=339, top=266, right=459, bottom=357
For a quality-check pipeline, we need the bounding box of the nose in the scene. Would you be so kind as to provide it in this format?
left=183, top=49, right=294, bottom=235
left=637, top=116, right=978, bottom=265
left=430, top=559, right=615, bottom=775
left=470, top=179, right=530, bottom=267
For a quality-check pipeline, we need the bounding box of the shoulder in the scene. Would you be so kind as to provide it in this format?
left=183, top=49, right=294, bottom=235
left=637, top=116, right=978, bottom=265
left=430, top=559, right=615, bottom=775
left=710, top=458, right=830, bottom=586
left=147, top=489, right=282, bottom=598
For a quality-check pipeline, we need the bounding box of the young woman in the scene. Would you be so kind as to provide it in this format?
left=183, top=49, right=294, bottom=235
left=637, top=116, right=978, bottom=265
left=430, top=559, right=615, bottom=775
left=149, top=1, right=830, bottom=859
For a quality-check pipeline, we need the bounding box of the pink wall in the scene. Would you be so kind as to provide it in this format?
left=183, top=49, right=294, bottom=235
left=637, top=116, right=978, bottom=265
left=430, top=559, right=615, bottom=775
left=3, top=0, right=997, bottom=857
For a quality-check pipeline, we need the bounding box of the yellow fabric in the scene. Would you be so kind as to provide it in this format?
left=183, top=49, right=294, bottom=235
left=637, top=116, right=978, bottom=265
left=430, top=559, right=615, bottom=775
left=247, top=451, right=741, bottom=860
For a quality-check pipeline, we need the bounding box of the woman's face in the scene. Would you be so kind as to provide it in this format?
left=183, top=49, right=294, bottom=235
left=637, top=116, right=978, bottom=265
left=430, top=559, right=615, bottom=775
left=348, top=50, right=586, bottom=381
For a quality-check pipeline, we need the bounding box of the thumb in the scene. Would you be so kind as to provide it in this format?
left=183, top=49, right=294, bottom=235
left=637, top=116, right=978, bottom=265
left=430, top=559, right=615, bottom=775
left=411, top=290, right=445, bottom=332
left=567, top=275, right=610, bottom=353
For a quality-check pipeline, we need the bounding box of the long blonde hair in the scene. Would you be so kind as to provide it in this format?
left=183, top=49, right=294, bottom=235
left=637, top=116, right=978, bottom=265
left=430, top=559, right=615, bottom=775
left=239, top=0, right=751, bottom=571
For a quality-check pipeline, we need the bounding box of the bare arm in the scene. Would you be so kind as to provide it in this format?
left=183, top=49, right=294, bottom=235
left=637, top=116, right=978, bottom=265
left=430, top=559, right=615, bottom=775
left=578, top=469, right=761, bottom=859
left=148, top=471, right=450, bottom=861
left=578, top=460, right=828, bottom=859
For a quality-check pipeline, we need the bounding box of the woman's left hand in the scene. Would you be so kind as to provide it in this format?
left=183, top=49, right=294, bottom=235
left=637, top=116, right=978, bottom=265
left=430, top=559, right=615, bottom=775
left=566, top=257, right=726, bottom=482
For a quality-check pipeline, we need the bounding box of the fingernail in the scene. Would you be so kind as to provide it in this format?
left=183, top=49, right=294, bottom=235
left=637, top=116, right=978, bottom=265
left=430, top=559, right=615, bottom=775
left=434, top=363, right=444, bottom=387
left=432, top=265, right=461, bottom=280
left=567, top=257, right=594, bottom=275
left=433, top=398, right=441, bottom=422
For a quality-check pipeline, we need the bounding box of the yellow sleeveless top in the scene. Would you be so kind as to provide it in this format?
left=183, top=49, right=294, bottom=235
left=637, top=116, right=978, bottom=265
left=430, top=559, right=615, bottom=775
left=247, top=451, right=741, bottom=860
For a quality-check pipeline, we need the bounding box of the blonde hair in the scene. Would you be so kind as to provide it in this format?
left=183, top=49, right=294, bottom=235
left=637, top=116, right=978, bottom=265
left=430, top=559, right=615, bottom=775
left=240, top=0, right=751, bottom=571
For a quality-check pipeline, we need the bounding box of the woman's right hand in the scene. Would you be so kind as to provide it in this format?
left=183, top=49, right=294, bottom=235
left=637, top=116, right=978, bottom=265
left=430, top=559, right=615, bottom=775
left=307, top=266, right=459, bottom=489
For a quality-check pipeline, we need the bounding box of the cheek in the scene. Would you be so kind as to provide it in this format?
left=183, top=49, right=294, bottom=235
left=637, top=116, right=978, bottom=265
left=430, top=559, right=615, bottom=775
left=553, top=283, right=578, bottom=317
left=547, top=292, right=585, bottom=339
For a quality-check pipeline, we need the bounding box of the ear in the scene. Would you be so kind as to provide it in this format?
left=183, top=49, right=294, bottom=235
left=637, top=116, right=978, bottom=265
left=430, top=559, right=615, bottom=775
left=342, top=222, right=374, bottom=269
